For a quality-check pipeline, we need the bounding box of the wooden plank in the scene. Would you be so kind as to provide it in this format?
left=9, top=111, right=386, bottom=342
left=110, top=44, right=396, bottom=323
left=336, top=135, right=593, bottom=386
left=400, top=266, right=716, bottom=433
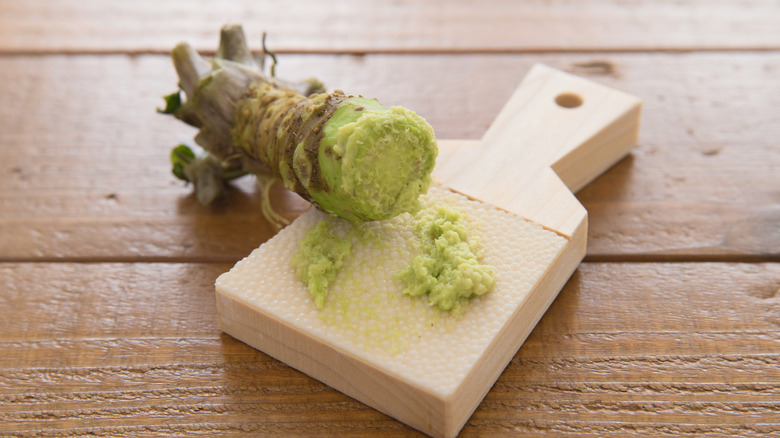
left=1, top=53, right=778, bottom=261
left=1, top=262, right=777, bottom=436
left=1, top=0, right=779, bottom=54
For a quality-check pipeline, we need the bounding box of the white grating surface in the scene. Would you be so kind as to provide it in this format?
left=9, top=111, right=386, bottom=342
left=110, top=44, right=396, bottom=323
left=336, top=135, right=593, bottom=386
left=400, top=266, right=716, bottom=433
left=216, top=184, right=567, bottom=397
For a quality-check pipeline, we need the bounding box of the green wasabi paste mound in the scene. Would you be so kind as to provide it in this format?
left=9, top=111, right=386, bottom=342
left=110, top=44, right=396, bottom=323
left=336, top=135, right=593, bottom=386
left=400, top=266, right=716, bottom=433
left=291, top=218, right=352, bottom=309
left=397, top=206, right=496, bottom=311
left=293, top=205, right=494, bottom=312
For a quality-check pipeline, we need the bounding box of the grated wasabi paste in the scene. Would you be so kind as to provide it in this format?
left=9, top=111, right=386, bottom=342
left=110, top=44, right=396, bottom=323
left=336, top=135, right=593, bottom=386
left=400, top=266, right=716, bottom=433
left=397, top=206, right=495, bottom=311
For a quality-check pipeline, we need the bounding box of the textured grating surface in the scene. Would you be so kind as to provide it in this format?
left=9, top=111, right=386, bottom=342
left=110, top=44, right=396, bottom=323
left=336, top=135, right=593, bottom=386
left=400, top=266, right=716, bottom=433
left=216, top=184, right=567, bottom=397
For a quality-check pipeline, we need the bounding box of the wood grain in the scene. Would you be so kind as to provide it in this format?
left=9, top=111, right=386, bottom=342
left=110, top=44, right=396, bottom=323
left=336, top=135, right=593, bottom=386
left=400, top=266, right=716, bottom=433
left=1, top=0, right=779, bottom=54
left=1, top=262, right=777, bottom=436
left=1, top=53, right=777, bottom=261
left=1, top=1, right=778, bottom=435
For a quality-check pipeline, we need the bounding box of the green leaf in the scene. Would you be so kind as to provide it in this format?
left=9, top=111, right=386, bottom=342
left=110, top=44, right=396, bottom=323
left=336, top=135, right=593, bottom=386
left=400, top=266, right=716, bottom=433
left=158, top=91, right=182, bottom=114
left=171, top=144, right=196, bottom=181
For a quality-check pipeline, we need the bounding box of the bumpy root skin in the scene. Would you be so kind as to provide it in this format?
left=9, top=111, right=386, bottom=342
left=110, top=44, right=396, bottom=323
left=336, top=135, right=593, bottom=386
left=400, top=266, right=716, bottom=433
left=232, top=85, right=348, bottom=205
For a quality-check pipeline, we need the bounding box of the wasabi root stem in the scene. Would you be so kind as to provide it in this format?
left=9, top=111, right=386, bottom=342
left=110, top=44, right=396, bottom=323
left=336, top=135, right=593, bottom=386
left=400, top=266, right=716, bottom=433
left=218, top=23, right=262, bottom=70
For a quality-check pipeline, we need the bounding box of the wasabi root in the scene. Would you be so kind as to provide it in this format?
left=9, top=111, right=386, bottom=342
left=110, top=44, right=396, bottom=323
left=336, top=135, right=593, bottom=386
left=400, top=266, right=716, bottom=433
left=161, top=24, right=438, bottom=223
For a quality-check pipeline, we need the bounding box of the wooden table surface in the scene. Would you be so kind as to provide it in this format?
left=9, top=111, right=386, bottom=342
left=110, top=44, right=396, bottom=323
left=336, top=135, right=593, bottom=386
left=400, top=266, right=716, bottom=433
left=2, top=1, right=778, bottom=436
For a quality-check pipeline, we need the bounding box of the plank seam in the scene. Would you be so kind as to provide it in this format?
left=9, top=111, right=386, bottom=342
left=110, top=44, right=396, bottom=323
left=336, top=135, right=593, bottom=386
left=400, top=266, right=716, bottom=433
left=2, top=47, right=780, bottom=57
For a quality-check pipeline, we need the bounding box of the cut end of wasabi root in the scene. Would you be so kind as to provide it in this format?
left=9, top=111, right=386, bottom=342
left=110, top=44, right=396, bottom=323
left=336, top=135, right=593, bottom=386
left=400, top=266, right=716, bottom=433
left=308, top=97, right=438, bottom=222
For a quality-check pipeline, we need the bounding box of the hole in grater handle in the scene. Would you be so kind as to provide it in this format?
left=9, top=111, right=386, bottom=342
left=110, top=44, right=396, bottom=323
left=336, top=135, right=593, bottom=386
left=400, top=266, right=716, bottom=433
left=555, top=92, right=583, bottom=108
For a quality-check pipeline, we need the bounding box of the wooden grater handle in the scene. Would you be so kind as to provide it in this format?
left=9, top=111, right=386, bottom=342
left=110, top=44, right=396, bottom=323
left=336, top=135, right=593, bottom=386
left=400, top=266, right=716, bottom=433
left=434, top=64, right=642, bottom=237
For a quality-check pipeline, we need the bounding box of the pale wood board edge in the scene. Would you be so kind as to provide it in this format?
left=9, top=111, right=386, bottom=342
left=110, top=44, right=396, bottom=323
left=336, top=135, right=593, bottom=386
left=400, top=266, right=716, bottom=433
left=216, top=288, right=448, bottom=436
left=552, top=99, right=643, bottom=193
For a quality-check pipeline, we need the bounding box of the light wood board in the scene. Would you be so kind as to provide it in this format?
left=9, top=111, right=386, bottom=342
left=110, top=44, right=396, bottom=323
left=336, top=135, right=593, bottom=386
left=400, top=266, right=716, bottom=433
left=215, top=65, right=641, bottom=437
